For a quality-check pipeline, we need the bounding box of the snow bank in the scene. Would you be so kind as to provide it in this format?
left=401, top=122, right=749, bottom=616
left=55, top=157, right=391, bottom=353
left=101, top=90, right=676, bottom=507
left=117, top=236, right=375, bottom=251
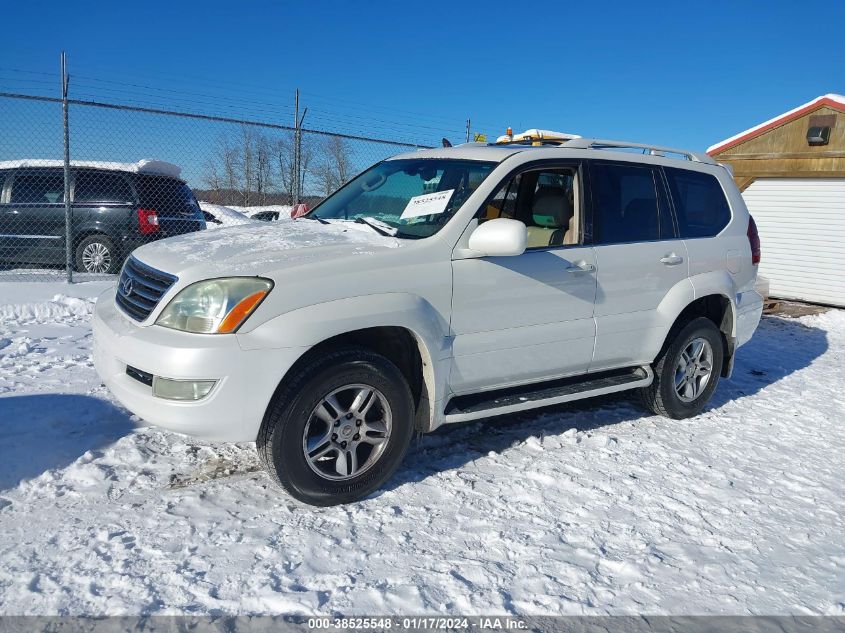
left=198, top=202, right=258, bottom=229
left=0, top=294, right=94, bottom=325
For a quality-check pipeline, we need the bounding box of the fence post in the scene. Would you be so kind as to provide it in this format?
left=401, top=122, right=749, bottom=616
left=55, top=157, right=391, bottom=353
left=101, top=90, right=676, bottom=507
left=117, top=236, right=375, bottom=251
left=61, top=52, right=73, bottom=283
left=293, top=89, right=308, bottom=208
left=293, top=90, right=300, bottom=207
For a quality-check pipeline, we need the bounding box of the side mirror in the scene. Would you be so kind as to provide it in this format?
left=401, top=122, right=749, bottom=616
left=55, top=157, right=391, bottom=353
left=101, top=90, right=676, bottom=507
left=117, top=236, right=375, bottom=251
left=467, top=218, right=527, bottom=257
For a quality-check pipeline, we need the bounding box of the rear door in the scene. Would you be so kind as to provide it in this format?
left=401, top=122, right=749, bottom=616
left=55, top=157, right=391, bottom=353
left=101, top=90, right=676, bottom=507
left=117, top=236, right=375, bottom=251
left=588, top=160, right=689, bottom=370
left=3, top=168, right=67, bottom=264
left=72, top=169, right=136, bottom=242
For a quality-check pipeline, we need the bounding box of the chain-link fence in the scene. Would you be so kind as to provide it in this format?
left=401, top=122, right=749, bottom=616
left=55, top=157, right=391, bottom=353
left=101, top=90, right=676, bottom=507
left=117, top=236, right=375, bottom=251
left=0, top=90, right=431, bottom=282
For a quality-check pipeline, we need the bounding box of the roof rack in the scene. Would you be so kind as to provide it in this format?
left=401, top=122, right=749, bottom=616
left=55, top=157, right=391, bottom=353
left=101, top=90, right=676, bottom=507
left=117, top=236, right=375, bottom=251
left=562, top=138, right=716, bottom=164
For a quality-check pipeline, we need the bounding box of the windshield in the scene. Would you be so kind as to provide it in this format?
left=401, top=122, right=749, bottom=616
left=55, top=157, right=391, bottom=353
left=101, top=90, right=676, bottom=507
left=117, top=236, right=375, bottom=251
left=310, top=158, right=496, bottom=238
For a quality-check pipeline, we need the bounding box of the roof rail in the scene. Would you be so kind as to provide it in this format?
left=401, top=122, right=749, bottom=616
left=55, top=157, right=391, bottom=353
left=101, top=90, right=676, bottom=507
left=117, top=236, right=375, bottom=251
left=562, top=138, right=716, bottom=164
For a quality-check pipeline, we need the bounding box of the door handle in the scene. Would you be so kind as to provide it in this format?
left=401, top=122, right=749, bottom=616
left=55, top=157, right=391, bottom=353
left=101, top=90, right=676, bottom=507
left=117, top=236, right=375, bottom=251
left=566, top=261, right=596, bottom=273
left=660, top=254, right=684, bottom=266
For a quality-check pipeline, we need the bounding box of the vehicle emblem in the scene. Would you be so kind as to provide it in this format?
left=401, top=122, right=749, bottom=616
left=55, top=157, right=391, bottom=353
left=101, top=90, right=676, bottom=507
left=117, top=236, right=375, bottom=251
left=121, top=276, right=133, bottom=297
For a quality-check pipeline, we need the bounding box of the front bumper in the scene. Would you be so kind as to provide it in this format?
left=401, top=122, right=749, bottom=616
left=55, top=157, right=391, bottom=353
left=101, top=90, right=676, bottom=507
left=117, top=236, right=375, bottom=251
left=93, top=289, right=307, bottom=442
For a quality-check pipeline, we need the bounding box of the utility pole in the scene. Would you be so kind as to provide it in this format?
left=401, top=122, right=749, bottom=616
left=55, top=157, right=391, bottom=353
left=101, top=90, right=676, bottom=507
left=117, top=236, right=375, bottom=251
left=466, top=118, right=471, bottom=143
left=293, top=89, right=308, bottom=207
left=61, top=51, right=73, bottom=283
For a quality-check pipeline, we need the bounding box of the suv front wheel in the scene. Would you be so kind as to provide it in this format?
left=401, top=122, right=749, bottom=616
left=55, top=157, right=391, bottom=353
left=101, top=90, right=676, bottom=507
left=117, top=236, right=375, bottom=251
left=258, top=347, right=415, bottom=506
left=640, top=317, right=724, bottom=419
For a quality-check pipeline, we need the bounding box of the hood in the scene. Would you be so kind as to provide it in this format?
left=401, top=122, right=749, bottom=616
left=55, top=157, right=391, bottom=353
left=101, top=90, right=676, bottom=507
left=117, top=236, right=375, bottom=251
left=131, top=219, right=402, bottom=280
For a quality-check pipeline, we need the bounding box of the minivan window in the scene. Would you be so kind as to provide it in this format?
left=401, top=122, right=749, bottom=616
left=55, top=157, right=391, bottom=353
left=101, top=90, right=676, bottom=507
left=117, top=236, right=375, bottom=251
left=10, top=170, right=65, bottom=204
left=135, top=175, right=199, bottom=215
left=74, top=171, right=133, bottom=204
left=590, top=162, right=662, bottom=244
left=664, top=167, right=731, bottom=238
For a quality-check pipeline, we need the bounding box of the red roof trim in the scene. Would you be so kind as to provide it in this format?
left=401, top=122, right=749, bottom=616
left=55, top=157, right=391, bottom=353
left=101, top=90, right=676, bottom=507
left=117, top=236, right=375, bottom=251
left=708, top=97, right=845, bottom=156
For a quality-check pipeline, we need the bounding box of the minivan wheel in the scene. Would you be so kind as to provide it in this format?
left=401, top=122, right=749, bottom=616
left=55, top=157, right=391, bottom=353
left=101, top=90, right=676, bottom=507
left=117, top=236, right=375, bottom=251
left=75, top=235, right=117, bottom=274
left=258, top=347, right=415, bottom=506
left=640, top=317, right=724, bottom=419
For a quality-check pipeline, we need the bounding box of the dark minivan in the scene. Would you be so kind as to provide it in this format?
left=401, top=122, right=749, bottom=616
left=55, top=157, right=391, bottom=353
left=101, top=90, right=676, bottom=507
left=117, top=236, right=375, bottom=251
left=0, top=160, right=206, bottom=274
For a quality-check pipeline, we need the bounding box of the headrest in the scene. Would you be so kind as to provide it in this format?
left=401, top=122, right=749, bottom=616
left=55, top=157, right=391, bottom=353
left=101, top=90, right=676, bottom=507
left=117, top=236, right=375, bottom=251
left=532, top=187, right=573, bottom=228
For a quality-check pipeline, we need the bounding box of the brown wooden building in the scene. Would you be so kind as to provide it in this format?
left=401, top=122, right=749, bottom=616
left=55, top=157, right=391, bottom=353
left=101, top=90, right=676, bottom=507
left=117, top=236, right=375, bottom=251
left=708, top=94, right=845, bottom=306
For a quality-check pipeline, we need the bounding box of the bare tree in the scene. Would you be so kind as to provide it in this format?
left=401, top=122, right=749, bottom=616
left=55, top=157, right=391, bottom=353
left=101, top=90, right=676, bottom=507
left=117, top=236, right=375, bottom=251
left=206, top=135, right=240, bottom=206
left=275, top=132, right=313, bottom=204
left=313, top=136, right=353, bottom=196
left=235, top=126, right=256, bottom=206
left=255, top=134, right=274, bottom=206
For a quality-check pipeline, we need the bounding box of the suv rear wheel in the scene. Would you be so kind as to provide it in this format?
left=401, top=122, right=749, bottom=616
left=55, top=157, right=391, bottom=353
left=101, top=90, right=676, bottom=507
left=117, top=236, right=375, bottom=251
left=75, top=235, right=118, bottom=274
left=258, top=347, right=415, bottom=506
left=640, top=317, right=724, bottom=419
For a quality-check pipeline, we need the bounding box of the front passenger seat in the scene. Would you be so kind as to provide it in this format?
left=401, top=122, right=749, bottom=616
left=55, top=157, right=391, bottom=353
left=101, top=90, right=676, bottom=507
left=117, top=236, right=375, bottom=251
left=526, top=187, right=574, bottom=248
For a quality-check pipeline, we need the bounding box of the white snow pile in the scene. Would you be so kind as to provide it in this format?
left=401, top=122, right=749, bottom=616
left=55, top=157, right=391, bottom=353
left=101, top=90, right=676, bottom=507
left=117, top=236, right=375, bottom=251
left=198, top=202, right=259, bottom=229
left=0, top=293, right=94, bottom=325
left=0, top=283, right=843, bottom=616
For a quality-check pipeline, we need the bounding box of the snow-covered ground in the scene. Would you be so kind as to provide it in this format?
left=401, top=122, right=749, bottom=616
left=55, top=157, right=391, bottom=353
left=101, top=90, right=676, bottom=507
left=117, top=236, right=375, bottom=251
left=198, top=202, right=260, bottom=229
left=0, top=282, right=843, bottom=616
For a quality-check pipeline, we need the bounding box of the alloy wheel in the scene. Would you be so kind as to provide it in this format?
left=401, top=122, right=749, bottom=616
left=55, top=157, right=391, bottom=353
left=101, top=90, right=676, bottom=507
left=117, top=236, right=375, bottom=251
left=81, top=242, right=112, bottom=273
left=674, top=337, right=714, bottom=402
left=302, top=383, right=392, bottom=481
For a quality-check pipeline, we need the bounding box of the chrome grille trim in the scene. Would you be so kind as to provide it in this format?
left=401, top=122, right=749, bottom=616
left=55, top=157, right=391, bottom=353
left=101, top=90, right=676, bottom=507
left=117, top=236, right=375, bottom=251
left=115, top=256, right=178, bottom=322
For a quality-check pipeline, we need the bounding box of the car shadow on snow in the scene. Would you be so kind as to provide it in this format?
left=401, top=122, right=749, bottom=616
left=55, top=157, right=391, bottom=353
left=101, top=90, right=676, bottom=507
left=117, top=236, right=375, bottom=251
left=381, top=315, right=829, bottom=493
left=0, top=394, right=134, bottom=490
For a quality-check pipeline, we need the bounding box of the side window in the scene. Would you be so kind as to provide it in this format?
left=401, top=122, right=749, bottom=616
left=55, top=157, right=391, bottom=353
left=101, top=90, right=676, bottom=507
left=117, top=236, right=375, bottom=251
left=481, top=168, right=580, bottom=248
left=9, top=170, right=65, bottom=204
left=665, top=167, right=731, bottom=238
left=590, top=162, right=666, bottom=244
left=0, top=172, right=7, bottom=203
left=482, top=173, right=521, bottom=221
left=74, top=171, right=133, bottom=204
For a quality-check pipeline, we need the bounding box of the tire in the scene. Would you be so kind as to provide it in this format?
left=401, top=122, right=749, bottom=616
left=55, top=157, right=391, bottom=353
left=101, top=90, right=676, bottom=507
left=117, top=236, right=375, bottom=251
left=74, top=235, right=118, bottom=274
left=258, top=347, right=415, bottom=506
left=640, top=317, right=724, bottom=419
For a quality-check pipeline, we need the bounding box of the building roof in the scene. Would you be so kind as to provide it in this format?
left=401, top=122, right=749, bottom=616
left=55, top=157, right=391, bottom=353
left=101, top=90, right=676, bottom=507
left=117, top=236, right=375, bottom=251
left=707, top=94, right=845, bottom=156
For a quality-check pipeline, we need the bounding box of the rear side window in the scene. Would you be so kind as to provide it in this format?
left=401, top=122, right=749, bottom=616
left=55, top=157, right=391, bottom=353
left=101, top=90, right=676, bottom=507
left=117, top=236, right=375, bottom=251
left=134, top=175, right=199, bottom=215
left=10, top=170, right=65, bottom=204
left=590, top=162, right=669, bottom=244
left=74, top=171, right=133, bottom=204
left=664, top=167, right=731, bottom=238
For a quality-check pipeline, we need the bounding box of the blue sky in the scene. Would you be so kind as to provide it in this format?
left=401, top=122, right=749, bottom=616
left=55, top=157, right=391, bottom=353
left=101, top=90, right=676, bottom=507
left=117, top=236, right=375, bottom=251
left=1, top=0, right=844, bottom=184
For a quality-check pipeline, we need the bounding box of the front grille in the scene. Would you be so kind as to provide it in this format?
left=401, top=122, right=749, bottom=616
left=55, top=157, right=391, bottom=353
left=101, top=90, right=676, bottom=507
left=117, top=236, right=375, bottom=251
left=115, top=256, right=178, bottom=321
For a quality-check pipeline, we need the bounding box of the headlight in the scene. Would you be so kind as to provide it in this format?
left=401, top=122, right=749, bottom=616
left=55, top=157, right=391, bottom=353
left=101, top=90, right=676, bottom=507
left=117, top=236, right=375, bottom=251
left=156, top=277, right=273, bottom=334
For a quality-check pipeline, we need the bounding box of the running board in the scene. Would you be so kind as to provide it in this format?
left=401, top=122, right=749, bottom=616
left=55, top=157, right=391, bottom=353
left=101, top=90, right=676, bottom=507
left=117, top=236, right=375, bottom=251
left=442, top=366, right=653, bottom=424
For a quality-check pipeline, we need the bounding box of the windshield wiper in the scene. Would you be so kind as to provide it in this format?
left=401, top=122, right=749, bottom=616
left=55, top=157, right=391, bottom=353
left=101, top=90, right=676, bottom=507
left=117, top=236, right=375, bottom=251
left=354, top=216, right=398, bottom=237
left=307, top=215, right=330, bottom=225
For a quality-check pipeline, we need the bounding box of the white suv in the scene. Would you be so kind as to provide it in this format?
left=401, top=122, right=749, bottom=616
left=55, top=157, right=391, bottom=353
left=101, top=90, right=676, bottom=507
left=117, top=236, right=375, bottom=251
left=93, top=135, right=763, bottom=506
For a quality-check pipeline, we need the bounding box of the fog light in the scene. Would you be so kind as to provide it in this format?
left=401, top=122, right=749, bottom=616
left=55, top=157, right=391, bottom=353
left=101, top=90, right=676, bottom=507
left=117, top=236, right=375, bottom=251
left=152, top=376, right=217, bottom=401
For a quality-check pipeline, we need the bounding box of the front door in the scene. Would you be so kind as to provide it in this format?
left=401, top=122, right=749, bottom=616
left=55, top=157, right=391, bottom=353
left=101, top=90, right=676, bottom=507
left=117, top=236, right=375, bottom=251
left=587, top=160, right=689, bottom=370
left=449, top=166, right=598, bottom=395
left=3, top=168, right=67, bottom=265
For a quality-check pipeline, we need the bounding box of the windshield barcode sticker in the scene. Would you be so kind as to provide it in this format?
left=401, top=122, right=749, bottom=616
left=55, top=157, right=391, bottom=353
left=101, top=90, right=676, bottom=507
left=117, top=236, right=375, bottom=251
left=400, top=189, right=455, bottom=219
